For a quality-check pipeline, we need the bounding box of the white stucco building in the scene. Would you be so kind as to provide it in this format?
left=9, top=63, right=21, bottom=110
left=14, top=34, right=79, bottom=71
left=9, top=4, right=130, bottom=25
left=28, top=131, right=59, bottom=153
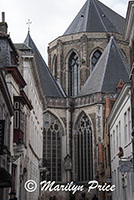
left=16, top=41, right=46, bottom=200
left=108, top=83, right=134, bottom=200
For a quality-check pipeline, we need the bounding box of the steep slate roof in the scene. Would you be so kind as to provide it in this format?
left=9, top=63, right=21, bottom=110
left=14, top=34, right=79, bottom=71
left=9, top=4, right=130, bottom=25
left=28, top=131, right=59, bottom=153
left=64, top=0, right=125, bottom=35
left=79, top=36, right=129, bottom=96
left=15, top=43, right=31, bottom=51
left=24, top=32, right=64, bottom=98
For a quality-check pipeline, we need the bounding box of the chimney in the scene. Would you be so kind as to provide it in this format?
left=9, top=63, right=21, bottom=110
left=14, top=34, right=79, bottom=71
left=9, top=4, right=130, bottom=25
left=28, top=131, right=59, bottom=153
left=0, top=12, right=8, bottom=33
left=117, top=80, right=124, bottom=93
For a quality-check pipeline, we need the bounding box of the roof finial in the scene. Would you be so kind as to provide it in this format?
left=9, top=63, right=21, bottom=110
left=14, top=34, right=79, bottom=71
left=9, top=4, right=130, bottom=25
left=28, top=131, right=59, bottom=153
left=26, top=19, right=32, bottom=33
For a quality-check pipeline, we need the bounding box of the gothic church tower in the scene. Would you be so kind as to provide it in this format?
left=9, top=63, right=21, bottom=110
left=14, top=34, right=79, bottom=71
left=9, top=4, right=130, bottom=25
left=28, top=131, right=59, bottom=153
left=48, top=0, right=129, bottom=96
left=23, top=1, right=130, bottom=200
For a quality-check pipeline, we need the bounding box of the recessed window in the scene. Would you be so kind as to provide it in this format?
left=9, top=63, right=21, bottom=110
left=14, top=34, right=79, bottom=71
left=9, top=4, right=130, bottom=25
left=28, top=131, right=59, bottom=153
left=43, top=112, right=62, bottom=182
left=91, top=50, right=102, bottom=71
left=53, top=55, right=58, bottom=80
left=13, top=100, right=24, bottom=143
left=68, top=52, right=79, bottom=96
left=74, top=112, right=93, bottom=182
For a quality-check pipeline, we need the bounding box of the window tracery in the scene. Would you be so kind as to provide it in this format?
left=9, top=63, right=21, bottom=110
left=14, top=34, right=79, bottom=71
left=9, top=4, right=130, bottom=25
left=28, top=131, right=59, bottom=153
left=91, top=50, right=102, bottom=71
left=43, top=112, right=62, bottom=182
left=68, top=52, right=79, bottom=96
left=74, top=112, right=93, bottom=182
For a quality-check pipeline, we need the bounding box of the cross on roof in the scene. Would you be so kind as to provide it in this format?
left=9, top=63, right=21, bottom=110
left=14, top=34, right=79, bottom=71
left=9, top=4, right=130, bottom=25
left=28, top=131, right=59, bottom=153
left=26, top=19, right=32, bottom=33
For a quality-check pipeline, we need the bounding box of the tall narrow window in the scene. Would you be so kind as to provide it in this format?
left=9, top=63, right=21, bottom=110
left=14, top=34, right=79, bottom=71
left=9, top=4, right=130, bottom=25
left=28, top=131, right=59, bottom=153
left=53, top=55, right=57, bottom=80
left=13, top=100, right=24, bottom=143
left=68, top=52, right=79, bottom=96
left=43, top=112, right=62, bottom=182
left=91, top=50, right=102, bottom=71
left=113, top=130, right=115, bottom=155
left=74, top=112, right=93, bottom=182
left=128, top=107, right=131, bottom=142
left=116, top=125, right=119, bottom=153
left=124, top=112, right=128, bottom=145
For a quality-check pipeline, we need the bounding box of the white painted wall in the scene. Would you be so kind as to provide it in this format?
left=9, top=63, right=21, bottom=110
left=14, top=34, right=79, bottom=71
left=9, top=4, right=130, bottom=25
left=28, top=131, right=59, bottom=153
left=23, top=57, right=43, bottom=200
left=108, top=84, right=133, bottom=200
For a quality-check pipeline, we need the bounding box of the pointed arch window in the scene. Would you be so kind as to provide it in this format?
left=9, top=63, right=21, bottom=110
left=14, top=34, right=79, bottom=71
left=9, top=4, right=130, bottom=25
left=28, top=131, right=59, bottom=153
left=68, top=52, right=79, bottom=96
left=43, top=112, right=62, bottom=182
left=53, top=55, right=58, bottom=80
left=91, top=50, right=102, bottom=71
left=74, top=112, right=93, bottom=182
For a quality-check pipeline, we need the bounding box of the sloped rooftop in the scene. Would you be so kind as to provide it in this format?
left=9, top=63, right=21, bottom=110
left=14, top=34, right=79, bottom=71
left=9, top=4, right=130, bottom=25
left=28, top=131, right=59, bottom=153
left=64, top=0, right=125, bottom=35
left=24, top=32, right=64, bottom=98
left=79, top=36, right=129, bottom=96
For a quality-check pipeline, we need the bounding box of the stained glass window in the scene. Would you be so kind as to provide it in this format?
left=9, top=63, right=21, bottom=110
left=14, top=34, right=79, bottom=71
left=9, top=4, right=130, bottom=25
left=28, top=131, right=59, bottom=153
left=43, top=112, right=62, bottom=182
left=74, top=112, right=93, bottom=182
left=53, top=55, right=57, bottom=80
left=68, top=52, right=79, bottom=96
left=91, top=50, right=102, bottom=71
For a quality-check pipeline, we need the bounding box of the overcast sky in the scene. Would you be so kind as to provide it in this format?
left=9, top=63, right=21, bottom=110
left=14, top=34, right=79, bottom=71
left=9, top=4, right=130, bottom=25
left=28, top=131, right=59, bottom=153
left=1, top=0, right=129, bottom=63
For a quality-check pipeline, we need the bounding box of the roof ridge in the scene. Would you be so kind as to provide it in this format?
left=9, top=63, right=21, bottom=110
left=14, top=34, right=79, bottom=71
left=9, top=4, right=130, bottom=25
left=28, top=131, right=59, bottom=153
left=99, top=37, right=113, bottom=91
left=31, top=37, right=65, bottom=97
left=92, top=0, right=107, bottom=32
left=24, top=33, right=64, bottom=97
left=85, top=0, right=91, bottom=31
left=111, top=38, right=129, bottom=75
left=95, top=0, right=119, bottom=33
left=79, top=36, right=129, bottom=96
left=63, top=0, right=125, bottom=35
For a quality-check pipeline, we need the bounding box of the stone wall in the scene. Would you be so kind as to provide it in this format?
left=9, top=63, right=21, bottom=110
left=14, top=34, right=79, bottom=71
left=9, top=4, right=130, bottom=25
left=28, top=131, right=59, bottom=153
left=48, top=32, right=129, bottom=95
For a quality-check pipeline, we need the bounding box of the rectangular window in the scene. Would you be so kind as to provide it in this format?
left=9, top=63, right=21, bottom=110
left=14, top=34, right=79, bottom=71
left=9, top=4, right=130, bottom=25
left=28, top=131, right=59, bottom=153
left=13, top=100, right=25, bottom=143
left=20, top=111, right=24, bottom=132
left=108, top=144, right=111, bottom=166
left=105, top=147, right=107, bottom=168
left=119, top=121, right=121, bottom=147
left=14, top=110, right=19, bottom=129
left=111, top=134, right=113, bottom=158
left=12, top=164, right=17, bottom=192
left=124, top=112, right=128, bottom=145
left=14, top=102, right=19, bottom=109
left=128, top=108, right=131, bottom=142
left=117, top=167, right=120, bottom=197
left=113, top=130, right=115, bottom=155
left=116, top=125, right=118, bottom=153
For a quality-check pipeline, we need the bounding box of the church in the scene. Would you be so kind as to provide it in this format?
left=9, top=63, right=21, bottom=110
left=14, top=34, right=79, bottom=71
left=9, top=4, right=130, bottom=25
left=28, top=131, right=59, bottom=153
left=18, top=0, right=130, bottom=199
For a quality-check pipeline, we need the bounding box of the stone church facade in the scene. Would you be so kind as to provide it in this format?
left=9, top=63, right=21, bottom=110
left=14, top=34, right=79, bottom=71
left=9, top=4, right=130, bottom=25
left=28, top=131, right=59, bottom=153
left=22, top=0, right=130, bottom=200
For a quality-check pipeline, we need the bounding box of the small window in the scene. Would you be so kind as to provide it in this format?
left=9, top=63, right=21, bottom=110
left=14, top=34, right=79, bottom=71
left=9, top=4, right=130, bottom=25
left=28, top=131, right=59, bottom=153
left=14, top=102, right=19, bottom=109
left=14, top=110, right=19, bottom=129
left=91, top=50, right=102, bottom=71
left=53, top=55, right=58, bottom=80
